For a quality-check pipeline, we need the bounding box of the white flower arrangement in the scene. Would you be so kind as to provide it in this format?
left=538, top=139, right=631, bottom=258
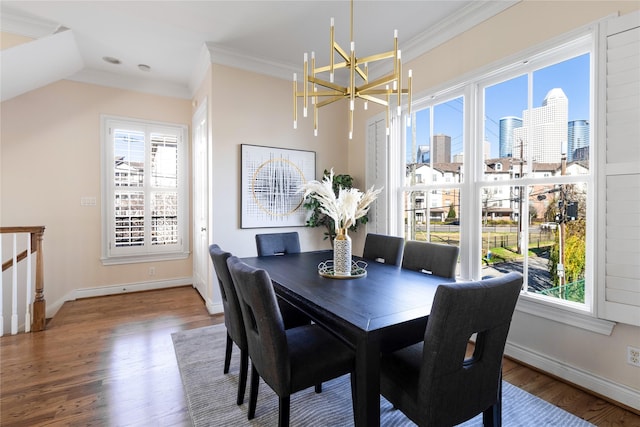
left=300, top=168, right=383, bottom=233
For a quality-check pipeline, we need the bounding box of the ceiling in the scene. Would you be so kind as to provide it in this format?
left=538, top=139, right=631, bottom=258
left=0, top=1, right=517, bottom=101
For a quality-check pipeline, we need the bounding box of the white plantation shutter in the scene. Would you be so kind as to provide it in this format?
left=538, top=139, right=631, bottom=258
left=598, top=11, right=640, bottom=325
left=102, top=116, right=189, bottom=264
left=366, top=117, right=389, bottom=234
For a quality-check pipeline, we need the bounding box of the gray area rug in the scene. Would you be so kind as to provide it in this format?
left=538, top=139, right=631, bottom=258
left=172, top=324, right=593, bottom=427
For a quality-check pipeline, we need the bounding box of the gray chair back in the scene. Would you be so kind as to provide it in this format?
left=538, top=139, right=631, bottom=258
left=380, top=272, right=523, bottom=426
left=255, top=232, right=301, bottom=256
left=227, top=256, right=290, bottom=392
left=402, top=240, right=459, bottom=278
left=362, top=233, right=405, bottom=266
left=209, top=244, right=246, bottom=351
left=227, top=256, right=355, bottom=427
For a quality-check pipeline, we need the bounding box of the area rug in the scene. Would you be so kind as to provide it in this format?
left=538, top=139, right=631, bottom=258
left=172, top=324, right=593, bottom=427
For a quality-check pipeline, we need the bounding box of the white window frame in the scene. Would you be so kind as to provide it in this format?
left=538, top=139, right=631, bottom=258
left=101, top=115, right=189, bottom=265
left=396, top=23, right=616, bottom=335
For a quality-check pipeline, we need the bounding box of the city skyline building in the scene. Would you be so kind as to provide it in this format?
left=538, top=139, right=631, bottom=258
left=568, top=119, right=590, bottom=161
left=499, top=116, right=523, bottom=158
left=512, top=88, right=568, bottom=163
left=432, top=134, right=451, bottom=163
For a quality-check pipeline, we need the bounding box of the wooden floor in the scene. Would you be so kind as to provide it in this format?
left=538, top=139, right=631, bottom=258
left=1, top=286, right=638, bottom=426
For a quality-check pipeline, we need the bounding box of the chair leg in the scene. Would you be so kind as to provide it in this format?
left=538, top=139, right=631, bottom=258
left=278, top=395, right=290, bottom=427
left=315, top=384, right=322, bottom=393
left=482, top=403, right=500, bottom=427
left=483, top=380, right=502, bottom=427
left=248, top=365, right=260, bottom=420
left=224, top=333, right=233, bottom=374
left=237, top=349, right=249, bottom=405
left=350, top=373, right=358, bottom=424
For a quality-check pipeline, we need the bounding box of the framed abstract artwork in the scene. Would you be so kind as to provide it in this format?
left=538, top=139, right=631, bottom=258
left=241, top=144, right=316, bottom=228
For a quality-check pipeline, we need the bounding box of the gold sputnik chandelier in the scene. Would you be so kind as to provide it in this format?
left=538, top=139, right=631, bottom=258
left=293, top=0, right=412, bottom=139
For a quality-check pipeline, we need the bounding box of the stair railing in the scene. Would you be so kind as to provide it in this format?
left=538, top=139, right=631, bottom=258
left=1, top=226, right=46, bottom=335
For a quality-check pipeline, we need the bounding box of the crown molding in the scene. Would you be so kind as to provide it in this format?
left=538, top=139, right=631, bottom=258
left=0, top=7, right=59, bottom=38
left=205, top=42, right=297, bottom=81
left=206, top=1, right=521, bottom=83
left=67, top=68, right=192, bottom=99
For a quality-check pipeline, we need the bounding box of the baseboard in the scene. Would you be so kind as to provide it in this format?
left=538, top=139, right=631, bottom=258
left=505, top=340, right=640, bottom=412
left=46, top=277, right=193, bottom=319
left=205, top=300, right=223, bottom=315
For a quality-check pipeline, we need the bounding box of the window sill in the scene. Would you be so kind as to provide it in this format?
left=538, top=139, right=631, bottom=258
left=101, top=251, right=190, bottom=266
left=516, top=293, right=616, bottom=336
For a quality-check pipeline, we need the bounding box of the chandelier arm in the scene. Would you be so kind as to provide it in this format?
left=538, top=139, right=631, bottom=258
left=330, top=18, right=334, bottom=82
left=293, top=74, right=297, bottom=129
left=299, top=89, right=345, bottom=97
left=353, top=63, right=367, bottom=81
left=316, top=96, right=345, bottom=108
left=357, top=73, right=397, bottom=93
left=307, top=76, right=347, bottom=93
left=303, top=53, right=308, bottom=117
left=334, top=43, right=351, bottom=63
left=357, top=51, right=395, bottom=64
left=358, top=94, right=388, bottom=107
left=397, top=50, right=402, bottom=115
left=316, top=61, right=348, bottom=73
left=357, top=88, right=408, bottom=95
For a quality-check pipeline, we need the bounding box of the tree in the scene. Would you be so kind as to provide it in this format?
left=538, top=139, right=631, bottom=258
left=447, top=204, right=456, bottom=220
left=548, top=218, right=586, bottom=302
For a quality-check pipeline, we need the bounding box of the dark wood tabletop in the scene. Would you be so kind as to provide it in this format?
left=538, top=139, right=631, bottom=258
left=241, top=250, right=456, bottom=427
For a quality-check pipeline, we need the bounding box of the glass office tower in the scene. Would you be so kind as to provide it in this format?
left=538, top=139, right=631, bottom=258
left=499, top=116, right=522, bottom=158
left=568, top=119, right=590, bottom=161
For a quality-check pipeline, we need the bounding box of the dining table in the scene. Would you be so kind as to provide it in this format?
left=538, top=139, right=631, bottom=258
left=240, top=250, right=457, bottom=427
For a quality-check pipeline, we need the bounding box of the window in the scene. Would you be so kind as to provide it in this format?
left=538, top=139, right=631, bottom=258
left=101, top=116, right=189, bottom=264
left=479, top=47, right=592, bottom=308
left=404, top=95, right=465, bottom=275
left=401, top=32, right=594, bottom=311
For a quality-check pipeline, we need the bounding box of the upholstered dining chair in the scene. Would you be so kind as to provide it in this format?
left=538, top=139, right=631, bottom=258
left=379, top=272, right=523, bottom=427
left=362, top=233, right=405, bottom=266
left=209, top=244, right=249, bottom=406
left=254, top=231, right=312, bottom=331
left=255, top=232, right=301, bottom=256
left=208, top=244, right=312, bottom=406
left=402, top=240, right=460, bottom=278
left=226, top=256, right=356, bottom=427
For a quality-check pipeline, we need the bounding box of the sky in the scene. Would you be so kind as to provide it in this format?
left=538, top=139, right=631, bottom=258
left=407, top=53, right=590, bottom=161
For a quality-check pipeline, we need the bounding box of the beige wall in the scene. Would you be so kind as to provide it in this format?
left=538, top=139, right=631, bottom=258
left=1, top=80, right=192, bottom=312
left=350, top=0, right=640, bottom=402
left=0, top=32, right=33, bottom=50
left=205, top=64, right=350, bottom=257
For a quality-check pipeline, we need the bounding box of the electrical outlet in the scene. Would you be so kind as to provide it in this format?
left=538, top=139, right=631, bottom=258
left=149, top=267, right=156, bottom=276
left=627, top=346, right=640, bottom=367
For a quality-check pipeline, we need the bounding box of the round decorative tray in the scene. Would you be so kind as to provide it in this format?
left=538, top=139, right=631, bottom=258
left=318, top=260, right=368, bottom=279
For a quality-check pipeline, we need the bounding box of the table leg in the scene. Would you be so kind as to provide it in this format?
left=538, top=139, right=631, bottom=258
left=354, top=335, right=380, bottom=427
